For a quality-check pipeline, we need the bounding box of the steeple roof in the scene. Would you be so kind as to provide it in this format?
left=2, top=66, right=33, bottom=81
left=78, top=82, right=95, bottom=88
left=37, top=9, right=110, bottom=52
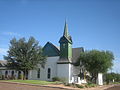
left=63, top=21, right=69, bottom=37
left=59, top=21, right=72, bottom=44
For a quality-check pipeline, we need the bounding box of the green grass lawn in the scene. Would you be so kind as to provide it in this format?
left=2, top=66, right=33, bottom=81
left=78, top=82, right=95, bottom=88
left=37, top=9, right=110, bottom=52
left=0, top=80, right=61, bottom=85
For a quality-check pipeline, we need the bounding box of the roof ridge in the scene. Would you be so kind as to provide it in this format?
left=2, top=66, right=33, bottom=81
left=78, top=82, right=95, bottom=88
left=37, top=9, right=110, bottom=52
left=46, top=42, right=60, bottom=51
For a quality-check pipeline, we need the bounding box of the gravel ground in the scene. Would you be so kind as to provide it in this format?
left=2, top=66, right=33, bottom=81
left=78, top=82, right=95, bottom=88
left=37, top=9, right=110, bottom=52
left=105, top=85, right=120, bottom=90
left=0, top=82, right=67, bottom=90
left=0, top=82, right=120, bottom=90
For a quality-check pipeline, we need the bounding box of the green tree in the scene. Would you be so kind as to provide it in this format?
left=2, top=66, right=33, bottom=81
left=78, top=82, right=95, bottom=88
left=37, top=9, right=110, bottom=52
left=75, top=50, right=114, bottom=83
left=4, top=37, right=46, bottom=79
left=104, top=73, right=120, bottom=84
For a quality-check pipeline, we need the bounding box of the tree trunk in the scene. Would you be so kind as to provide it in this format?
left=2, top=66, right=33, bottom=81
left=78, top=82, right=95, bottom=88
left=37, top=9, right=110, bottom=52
left=95, top=74, right=98, bottom=84
left=23, top=69, right=28, bottom=80
left=91, top=73, right=98, bottom=84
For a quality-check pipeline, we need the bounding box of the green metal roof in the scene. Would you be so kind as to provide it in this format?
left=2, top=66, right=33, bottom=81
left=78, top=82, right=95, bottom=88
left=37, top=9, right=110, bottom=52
left=43, top=42, right=60, bottom=57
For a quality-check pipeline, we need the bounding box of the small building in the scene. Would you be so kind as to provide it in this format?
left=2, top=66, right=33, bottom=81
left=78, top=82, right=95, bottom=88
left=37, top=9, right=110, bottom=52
left=0, top=60, right=23, bottom=80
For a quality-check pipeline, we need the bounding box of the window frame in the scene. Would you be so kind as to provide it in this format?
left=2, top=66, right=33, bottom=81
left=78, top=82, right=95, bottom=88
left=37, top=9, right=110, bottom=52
left=37, top=68, right=40, bottom=78
left=47, top=68, right=51, bottom=79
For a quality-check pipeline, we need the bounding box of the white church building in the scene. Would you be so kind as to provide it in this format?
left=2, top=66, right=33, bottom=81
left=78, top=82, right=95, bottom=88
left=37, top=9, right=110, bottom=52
left=0, top=22, right=103, bottom=85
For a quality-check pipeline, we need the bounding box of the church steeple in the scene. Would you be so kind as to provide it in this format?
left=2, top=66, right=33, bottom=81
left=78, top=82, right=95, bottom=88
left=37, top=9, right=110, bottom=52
left=63, top=21, right=69, bottom=37
left=59, top=21, right=72, bottom=62
left=59, top=21, right=72, bottom=44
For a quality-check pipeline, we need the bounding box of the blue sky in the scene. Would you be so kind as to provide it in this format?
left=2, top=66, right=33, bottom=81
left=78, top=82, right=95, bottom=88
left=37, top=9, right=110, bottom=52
left=0, top=0, right=120, bottom=73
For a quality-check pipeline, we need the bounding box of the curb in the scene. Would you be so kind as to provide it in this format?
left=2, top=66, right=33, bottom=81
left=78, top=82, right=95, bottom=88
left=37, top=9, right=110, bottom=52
left=0, top=81, right=77, bottom=90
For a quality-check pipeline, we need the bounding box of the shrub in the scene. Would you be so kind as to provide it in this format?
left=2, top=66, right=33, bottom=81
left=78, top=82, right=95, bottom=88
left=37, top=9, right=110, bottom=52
left=18, top=74, right=24, bottom=80
left=85, top=82, right=97, bottom=88
left=75, top=84, right=84, bottom=88
left=64, top=83, right=71, bottom=86
left=59, top=77, right=67, bottom=83
left=52, top=77, right=60, bottom=81
left=2, top=75, right=5, bottom=80
left=11, top=75, right=16, bottom=80
left=64, top=83, right=84, bottom=88
left=64, top=83, right=76, bottom=88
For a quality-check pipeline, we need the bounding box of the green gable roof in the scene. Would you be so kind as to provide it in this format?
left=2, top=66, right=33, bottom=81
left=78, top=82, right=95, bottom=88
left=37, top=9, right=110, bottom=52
left=43, top=42, right=60, bottom=57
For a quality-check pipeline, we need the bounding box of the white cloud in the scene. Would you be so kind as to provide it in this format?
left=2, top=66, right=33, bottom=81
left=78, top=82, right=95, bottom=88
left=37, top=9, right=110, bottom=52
left=2, top=32, right=21, bottom=37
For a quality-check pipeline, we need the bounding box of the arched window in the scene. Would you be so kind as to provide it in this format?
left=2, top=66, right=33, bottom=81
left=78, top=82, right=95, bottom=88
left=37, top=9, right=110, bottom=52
left=18, top=71, right=21, bottom=79
left=37, top=68, right=40, bottom=78
left=47, top=68, right=51, bottom=79
left=18, top=71, right=21, bottom=75
left=0, top=71, right=2, bottom=75
left=0, top=71, right=2, bottom=79
left=11, top=71, right=14, bottom=76
left=5, top=71, right=8, bottom=78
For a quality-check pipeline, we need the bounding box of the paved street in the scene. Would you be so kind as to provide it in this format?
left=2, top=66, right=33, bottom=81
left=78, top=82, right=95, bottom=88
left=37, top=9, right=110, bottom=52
left=0, top=82, right=66, bottom=90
